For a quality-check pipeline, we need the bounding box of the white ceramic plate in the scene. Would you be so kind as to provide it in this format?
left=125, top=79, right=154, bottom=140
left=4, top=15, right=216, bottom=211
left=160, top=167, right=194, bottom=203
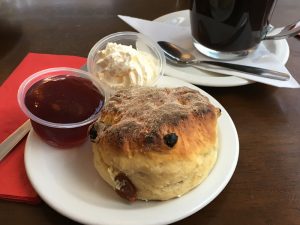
left=25, top=76, right=239, bottom=225
left=154, top=10, right=290, bottom=87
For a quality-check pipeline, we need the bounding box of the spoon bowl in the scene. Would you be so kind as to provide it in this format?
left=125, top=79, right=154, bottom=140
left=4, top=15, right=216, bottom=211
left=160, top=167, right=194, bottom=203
left=158, top=41, right=196, bottom=64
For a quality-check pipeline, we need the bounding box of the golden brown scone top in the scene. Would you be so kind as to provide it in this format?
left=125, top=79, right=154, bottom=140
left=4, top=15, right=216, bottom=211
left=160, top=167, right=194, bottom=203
left=90, top=86, right=221, bottom=154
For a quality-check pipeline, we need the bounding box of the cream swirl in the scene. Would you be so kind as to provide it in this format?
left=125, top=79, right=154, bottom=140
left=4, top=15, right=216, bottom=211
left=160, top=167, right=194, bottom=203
left=96, top=42, right=158, bottom=89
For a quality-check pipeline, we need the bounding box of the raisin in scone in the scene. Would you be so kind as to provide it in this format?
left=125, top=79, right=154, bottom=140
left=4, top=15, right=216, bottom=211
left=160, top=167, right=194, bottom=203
left=89, top=86, right=221, bottom=201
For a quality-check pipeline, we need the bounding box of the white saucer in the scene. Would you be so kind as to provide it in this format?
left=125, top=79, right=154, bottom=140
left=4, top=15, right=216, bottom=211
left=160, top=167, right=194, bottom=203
left=24, top=76, right=239, bottom=225
left=154, top=10, right=290, bottom=87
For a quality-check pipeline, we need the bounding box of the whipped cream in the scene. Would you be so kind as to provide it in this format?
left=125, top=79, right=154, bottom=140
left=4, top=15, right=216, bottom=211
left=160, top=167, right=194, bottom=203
left=95, top=42, right=159, bottom=89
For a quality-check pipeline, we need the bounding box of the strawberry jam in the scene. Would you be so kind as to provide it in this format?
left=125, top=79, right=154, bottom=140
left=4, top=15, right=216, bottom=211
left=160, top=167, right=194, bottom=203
left=25, top=75, right=104, bottom=148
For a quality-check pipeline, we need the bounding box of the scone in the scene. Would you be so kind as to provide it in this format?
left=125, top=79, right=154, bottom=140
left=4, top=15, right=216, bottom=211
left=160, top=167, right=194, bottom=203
left=89, top=86, right=221, bottom=201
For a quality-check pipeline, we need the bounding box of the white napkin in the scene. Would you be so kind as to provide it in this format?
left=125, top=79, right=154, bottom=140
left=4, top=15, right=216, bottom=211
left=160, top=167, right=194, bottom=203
left=118, top=15, right=300, bottom=88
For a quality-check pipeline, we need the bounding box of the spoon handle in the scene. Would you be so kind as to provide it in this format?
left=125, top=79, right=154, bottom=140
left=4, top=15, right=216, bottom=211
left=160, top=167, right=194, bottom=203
left=0, top=119, right=31, bottom=161
left=194, top=61, right=290, bottom=81
left=264, top=20, right=300, bottom=40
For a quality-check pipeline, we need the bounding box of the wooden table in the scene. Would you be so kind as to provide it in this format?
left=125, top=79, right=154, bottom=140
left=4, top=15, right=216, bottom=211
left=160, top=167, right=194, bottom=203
left=1, top=0, right=299, bottom=224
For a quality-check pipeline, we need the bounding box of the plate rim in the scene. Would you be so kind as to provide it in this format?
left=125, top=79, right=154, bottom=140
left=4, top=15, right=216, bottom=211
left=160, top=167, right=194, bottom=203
left=154, top=9, right=290, bottom=87
left=24, top=76, right=239, bottom=225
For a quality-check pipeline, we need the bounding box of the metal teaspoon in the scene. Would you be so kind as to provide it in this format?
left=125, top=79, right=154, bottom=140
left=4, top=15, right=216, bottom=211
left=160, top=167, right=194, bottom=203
left=157, top=41, right=290, bottom=81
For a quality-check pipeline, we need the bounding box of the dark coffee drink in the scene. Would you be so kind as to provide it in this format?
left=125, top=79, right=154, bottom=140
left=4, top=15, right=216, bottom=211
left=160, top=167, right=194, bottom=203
left=190, top=0, right=277, bottom=57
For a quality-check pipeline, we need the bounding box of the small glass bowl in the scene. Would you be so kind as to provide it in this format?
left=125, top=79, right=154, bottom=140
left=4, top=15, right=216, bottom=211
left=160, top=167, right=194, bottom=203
left=17, top=67, right=107, bottom=148
left=87, top=31, right=166, bottom=90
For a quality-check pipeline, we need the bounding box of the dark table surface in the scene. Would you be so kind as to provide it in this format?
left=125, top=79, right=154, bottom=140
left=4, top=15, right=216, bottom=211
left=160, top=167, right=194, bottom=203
left=1, top=0, right=300, bottom=224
